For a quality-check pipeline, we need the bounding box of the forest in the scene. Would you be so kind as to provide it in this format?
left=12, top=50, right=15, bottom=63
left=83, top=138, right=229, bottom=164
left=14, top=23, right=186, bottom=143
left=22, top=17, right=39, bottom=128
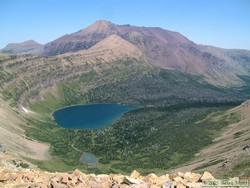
left=24, top=61, right=248, bottom=174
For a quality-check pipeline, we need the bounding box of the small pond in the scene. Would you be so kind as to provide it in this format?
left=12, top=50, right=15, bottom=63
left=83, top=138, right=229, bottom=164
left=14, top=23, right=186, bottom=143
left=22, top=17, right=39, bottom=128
left=80, top=152, right=98, bottom=166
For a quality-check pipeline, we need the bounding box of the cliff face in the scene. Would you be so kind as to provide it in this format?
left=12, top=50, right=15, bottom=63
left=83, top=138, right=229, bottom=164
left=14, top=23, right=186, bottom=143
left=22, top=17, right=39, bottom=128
left=2, top=167, right=244, bottom=188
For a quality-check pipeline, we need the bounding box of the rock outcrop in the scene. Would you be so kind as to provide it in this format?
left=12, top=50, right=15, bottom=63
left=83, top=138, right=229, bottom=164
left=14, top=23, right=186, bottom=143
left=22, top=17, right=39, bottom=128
left=0, top=167, right=247, bottom=188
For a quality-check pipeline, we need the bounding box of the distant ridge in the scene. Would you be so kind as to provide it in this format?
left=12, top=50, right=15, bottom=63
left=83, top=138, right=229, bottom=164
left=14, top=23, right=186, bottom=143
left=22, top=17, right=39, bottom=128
left=44, top=20, right=250, bottom=86
left=0, top=40, right=44, bottom=55
left=43, top=20, right=191, bottom=57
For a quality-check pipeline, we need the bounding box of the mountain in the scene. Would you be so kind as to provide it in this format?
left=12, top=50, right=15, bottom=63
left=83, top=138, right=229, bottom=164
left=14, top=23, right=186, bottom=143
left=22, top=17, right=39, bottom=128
left=1, top=21, right=250, bottom=176
left=0, top=40, right=44, bottom=55
left=43, top=20, right=115, bottom=56
left=44, top=20, right=250, bottom=86
left=71, top=34, right=145, bottom=62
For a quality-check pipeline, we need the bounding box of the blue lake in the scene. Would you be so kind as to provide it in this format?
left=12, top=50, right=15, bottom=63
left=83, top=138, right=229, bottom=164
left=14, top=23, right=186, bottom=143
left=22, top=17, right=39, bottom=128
left=53, top=104, right=141, bottom=129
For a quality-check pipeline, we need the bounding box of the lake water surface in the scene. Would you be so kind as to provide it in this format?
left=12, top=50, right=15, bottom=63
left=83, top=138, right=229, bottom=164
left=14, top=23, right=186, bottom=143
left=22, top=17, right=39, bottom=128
left=80, top=152, right=98, bottom=166
left=53, top=103, right=141, bottom=129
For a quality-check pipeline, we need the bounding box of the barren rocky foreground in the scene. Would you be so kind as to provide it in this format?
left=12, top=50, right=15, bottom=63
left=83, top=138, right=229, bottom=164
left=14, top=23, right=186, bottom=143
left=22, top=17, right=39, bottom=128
left=0, top=167, right=249, bottom=188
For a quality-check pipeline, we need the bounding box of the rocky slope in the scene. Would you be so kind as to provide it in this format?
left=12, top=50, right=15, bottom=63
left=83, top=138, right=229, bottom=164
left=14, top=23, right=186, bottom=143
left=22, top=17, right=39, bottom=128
left=172, top=100, right=250, bottom=177
left=43, top=20, right=250, bottom=86
left=65, top=34, right=145, bottom=63
left=0, top=40, right=44, bottom=55
left=2, top=166, right=246, bottom=188
left=0, top=96, right=49, bottom=161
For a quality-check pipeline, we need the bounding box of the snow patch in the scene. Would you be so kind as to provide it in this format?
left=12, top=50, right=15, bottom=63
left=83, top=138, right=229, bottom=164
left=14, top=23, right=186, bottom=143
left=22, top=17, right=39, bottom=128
left=21, top=107, right=29, bottom=113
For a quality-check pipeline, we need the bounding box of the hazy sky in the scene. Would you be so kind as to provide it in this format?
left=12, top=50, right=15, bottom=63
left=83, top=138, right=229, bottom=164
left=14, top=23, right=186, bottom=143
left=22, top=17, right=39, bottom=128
left=0, top=0, right=249, bottom=49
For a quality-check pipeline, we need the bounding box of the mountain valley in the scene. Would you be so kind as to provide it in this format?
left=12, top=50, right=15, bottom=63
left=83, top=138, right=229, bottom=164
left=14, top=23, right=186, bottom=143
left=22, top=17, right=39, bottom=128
left=0, top=21, right=250, bottom=177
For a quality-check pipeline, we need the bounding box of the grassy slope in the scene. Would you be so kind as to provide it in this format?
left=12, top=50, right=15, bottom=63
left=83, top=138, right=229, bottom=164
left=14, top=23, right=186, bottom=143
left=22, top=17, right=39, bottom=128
left=171, top=100, right=250, bottom=177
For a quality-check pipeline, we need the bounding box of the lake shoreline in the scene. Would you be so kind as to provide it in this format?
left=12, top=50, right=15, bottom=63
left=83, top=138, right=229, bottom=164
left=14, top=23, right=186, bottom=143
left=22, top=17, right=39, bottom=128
left=52, top=103, right=143, bottom=129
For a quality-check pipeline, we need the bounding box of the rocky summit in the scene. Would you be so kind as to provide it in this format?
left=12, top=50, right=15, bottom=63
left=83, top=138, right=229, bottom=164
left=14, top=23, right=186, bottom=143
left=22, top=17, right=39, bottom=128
left=0, top=168, right=239, bottom=188
left=0, top=167, right=248, bottom=188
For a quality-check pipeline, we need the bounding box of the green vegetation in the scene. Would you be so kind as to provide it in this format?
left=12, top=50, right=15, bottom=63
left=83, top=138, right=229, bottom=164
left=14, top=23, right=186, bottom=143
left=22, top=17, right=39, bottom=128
left=25, top=65, right=244, bottom=174
left=26, top=99, right=234, bottom=174
left=230, top=160, right=250, bottom=176
left=233, top=131, right=244, bottom=138
left=1, top=54, right=249, bottom=174
left=12, top=160, right=29, bottom=168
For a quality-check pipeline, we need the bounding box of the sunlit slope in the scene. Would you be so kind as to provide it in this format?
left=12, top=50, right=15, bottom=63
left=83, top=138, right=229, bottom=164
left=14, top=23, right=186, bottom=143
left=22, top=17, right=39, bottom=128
left=0, top=96, right=49, bottom=161
left=172, top=100, right=250, bottom=177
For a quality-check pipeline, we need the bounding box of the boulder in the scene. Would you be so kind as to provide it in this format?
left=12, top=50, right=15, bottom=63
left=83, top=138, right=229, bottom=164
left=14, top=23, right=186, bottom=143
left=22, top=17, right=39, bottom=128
left=149, top=185, right=160, bottom=188
left=169, top=173, right=178, bottom=181
left=174, top=176, right=187, bottom=185
left=130, top=170, right=140, bottom=179
left=154, top=175, right=170, bottom=186
left=71, top=176, right=80, bottom=185
left=161, top=181, right=173, bottom=188
left=176, top=183, right=186, bottom=188
left=51, top=180, right=68, bottom=188
left=123, top=176, right=142, bottom=185
left=91, top=183, right=110, bottom=188
left=123, top=176, right=148, bottom=187
left=76, top=182, right=91, bottom=187
left=200, top=171, right=215, bottom=181
left=177, top=172, right=184, bottom=178
left=186, top=182, right=203, bottom=188
left=50, top=176, right=60, bottom=183
left=184, top=172, right=201, bottom=182
left=128, top=184, right=146, bottom=188
left=72, top=169, right=86, bottom=177
left=34, top=183, right=48, bottom=188
left=60, top=173, right=72, bottom=184
left=111, top=174, right=125, bottom=183
left=22, top=171, right=35, bottom=182
left=143, top=173, right=158, bottom=184
left=97, top=174, right=111, bottom=182
left=0, top=172, right=10, bottom=182
left=174, top=176, right=183, bottom=182
left=120, top=185, right=129, bottom=188
left=35, top=174, right=51, bottom=185
left=92, top=176, right=111, bottom=188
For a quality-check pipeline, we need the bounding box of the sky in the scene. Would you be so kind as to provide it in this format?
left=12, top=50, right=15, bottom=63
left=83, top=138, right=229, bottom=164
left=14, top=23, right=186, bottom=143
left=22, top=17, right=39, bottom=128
left=0, top=0, right=250, bottom=49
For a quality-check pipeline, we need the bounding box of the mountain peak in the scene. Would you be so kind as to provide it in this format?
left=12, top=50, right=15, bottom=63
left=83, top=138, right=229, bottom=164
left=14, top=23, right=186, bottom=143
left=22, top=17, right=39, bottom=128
left=74, top=34, right=144, bottom=62
left=5, top=40, right=41, bottom=47
left=1, top=40, right=43, bottom=55
left=83, top=20, right=114, bottom=33
left=23, top=39, right=40, bottom=44
left=94, top=20, right=113, bottom=25
left=89, top=34, right=142, bottom=54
